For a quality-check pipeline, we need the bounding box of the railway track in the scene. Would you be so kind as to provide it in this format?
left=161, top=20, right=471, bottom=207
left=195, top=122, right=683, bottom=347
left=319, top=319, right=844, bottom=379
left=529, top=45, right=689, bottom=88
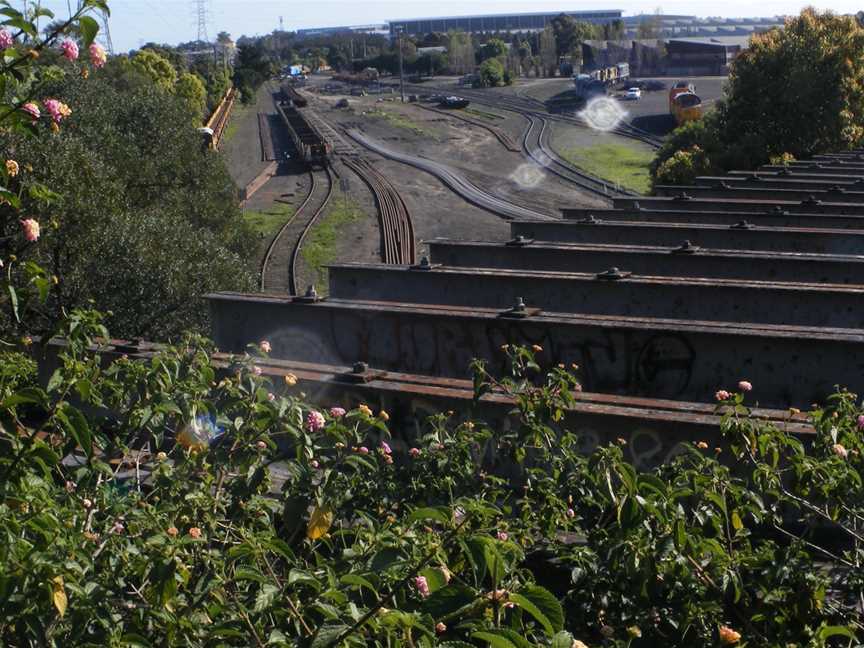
left=522, top=114, right=635, bottom=199
left=345, top=128, right=550, bottom=221
left=260, top=166, right=334, bottom=295
left=417, top=104, right=520, bottom=153
left=206, top=87, right=237, bottom=150
left=343, top=157, right=415, bottom=265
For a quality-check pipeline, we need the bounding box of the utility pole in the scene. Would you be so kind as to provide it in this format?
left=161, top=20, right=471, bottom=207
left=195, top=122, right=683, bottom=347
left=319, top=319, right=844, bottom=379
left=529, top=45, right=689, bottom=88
left=397, top=27, right=405, bottom=102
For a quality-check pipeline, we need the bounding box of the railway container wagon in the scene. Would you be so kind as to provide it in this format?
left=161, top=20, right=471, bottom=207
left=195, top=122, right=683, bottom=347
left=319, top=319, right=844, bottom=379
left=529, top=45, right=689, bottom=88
left=574, top=62, right=629, bottom=99
left=276, top=104, right=331, bottom=166
left=280, top=82, right=308, bottom=108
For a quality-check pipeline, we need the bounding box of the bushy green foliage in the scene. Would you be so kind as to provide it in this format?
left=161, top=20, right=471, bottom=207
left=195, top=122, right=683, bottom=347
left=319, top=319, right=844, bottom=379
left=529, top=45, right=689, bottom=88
left=0, top=59, right=256, bottom=340
left=651, top=8, right=864, bottom=187
left=478, top=58, right=506, bottom=88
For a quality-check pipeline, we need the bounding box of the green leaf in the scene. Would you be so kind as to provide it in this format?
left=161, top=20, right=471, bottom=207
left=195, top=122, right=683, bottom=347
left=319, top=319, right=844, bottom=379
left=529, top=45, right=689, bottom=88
left=551, top=631, right=575, bottom=648
left=439, top=643, right=477, bottom=648
left=487, top=628, right=534, bottom=648
left=7, top=284, right=18, bottom=322
left=340, top=573, right=378, bottom=596
left=674, top=519, right=686, bottom=550
left=78, top=15, right=99, bottom=46
left=817, top=625, right=856, bottom=641
left=254, top=583, right=279, bottom=613
left=234, top=566, right=269, bottom=584
left=421, top=583, right=477, bottom=619
left=120, top=634, right=153, bottom=647
left=56, top=405, right=94, bottom=457
left=516, top=585, right=563, bottom=632
left=472, top=631, right=519, bottom=648
left=510, top=592, right=553, bottom=635
left=408, top=506, right=451, bottom=525
left=731, top=510, right=743, bottom=531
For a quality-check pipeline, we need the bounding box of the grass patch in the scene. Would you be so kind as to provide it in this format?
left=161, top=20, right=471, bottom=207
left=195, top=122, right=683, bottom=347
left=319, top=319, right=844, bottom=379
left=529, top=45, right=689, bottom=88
left=243, top=201, right=295, bottom=239
left=367, top=108, right=437, bottom=139
left=558, top=142, right=654, bottom=194
left=302, top=193, right=368, bottom=293
left=221, top=103, right=250, bottom=144
left=464, top=107, right=505, bottom=121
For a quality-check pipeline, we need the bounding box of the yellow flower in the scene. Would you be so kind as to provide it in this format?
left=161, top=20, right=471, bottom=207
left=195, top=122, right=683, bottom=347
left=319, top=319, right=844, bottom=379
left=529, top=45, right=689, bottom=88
left=719, top=625, right=741, bottom=644
left=696, top=441, right=709, bottom=449
left=627, top=626, right=642, bottom=638
left=284, top=373, right=297, bottom=386
left=378, top=410, right=390, bottom=421
left=5, top=159, right=18, bottom=177
left=358, top=404, right=373, bottom=417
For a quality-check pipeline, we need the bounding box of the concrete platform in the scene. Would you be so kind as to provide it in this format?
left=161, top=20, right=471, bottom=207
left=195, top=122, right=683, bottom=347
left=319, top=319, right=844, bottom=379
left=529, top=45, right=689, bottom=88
left=510, top=219, right=864, bottom=255
left=207, top=292, right=864, bottom=409
left=426, top=239, right=864, bottom=284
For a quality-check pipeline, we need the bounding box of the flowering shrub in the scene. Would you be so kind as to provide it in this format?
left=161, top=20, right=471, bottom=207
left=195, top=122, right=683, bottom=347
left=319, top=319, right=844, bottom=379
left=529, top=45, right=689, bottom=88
left=0, top=327, right=861, bottom=645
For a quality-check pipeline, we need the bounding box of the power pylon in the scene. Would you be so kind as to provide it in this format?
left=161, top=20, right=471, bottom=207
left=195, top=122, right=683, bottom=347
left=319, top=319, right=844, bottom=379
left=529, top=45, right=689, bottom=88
left=98, top=9, right=113, bottom=55
left=194, top=0, right=209, bottom=43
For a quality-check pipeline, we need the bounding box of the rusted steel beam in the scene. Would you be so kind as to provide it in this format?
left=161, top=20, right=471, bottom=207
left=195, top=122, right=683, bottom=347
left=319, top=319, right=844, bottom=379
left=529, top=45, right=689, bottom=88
left=561, top=207, right=864, bottom=229
left=734, top=170, right=864, bottom=181
left=510, top=219, right=864, bottom=254
left=426, top=238, right=864, bottom=284
left=613, top=196, right=864, bottom=215
left=694, top=175, right=864, bottom=191
left=37, top=339, right=813, bottom=470
left=326, top=263, right=864, bottom=328
left=206, top=292, right=864, bottom=410
left=654, top=184, right=864, bottom=204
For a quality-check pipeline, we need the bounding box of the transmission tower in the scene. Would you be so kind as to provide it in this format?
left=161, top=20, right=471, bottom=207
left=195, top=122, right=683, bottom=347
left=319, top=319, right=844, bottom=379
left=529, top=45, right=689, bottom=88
left=98, top=9, right=113, bottom=55
left=194, top=0, right=210, bottom=43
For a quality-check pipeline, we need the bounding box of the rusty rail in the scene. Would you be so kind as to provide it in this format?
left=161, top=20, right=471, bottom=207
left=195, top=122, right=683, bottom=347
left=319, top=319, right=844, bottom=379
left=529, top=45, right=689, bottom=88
left=205, top=87, right=236, bottom=150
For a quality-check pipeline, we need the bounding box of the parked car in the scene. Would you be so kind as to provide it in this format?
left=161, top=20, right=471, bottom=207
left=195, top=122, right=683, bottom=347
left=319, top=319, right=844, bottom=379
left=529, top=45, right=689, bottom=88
left=439, top=96, right=470, bottom=109
left=624, top=87, right=642, bottom=101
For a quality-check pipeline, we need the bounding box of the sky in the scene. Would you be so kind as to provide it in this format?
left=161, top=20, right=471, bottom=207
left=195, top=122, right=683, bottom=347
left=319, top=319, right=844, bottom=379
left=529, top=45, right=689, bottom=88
left=33, top=0, right=864, bottom=52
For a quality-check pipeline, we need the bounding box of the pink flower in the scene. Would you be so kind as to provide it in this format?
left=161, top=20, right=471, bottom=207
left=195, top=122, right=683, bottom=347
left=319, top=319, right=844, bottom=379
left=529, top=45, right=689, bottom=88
left=358, top=446, right=369, bottom=454
left=311, top=459, right=319, bottom=468
left=43, top=99, right=72, bottom=124
left=715, top=390, right=731, bottom=402
left=60, top=39, right=79, bottom=61
left=436, top=622, right=447, bottom=634
left=111, top=521, right=124, bottom=534
left=89, top=42, right=107, bottom=68
left=496, top=530, right=509, bottom=541
left=409, top=447, right=421, bottom=458
left=259, top=340, right=271, bottom=353
left=21, top=102, right=40, bottom=122
left=383, top=454, right=393, bottom=464
left=329, top=407, right=346, bottom=418
left=0, top=30, right=12, bottom=50
left=252, top=365, right=262, bottom=376
left=857, top=415, right=864, bottom=430
left=380, top=441, right=392, bottom=455
left=738, top=380, right=752, bottom=392
left=833, top=443, right=848, bottom=459
left=566, top=508, right=575, bottom=518
left=414, top=576, right=430, bottom=597
left=305, top=410, right=325, bottom=432
left=267, top=392, right=275, bottom=402
left=20, top=219, right=40, bottom=242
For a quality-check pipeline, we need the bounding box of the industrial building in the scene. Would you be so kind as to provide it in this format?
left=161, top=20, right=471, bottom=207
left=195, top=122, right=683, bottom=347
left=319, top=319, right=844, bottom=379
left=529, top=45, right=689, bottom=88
left=665, top=37, right=748, bottom=75
left=388, top=10, right=623, bottom=36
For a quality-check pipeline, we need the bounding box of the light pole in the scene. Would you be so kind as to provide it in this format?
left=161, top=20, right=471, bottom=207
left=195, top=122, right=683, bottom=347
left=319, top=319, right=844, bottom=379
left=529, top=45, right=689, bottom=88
left=397, top=27, right=405, bottom=102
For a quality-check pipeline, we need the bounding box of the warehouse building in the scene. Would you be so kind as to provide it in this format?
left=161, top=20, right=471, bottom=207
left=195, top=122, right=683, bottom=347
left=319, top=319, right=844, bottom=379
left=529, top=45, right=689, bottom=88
left=388, top=10, right=623, bottom=36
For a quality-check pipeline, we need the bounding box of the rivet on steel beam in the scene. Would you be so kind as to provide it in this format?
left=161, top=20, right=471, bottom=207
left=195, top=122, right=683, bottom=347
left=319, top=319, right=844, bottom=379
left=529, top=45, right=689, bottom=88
left=671, top=240, right=700, bottom=254
left=506, top=235, right=534, bottom=247
left=499, top=296, right=538, bottom=319
left=409, top=256, right=437, bottom=271
left=674, top=191, right=693, bottom=201
left=715, top=181, right=731, bottom=190
left=802, top=194, right=822, bottom=205
left=829, top=185, right=846, bottom=193
left=595, top=267, right=631, bottom=280
left=730, top=220, right=754, bottom=230
left=294, top=285, right=323, bottom=303
left=578, top=214, right=601, bottom=225
left=353, top=361, right=368, bottom=374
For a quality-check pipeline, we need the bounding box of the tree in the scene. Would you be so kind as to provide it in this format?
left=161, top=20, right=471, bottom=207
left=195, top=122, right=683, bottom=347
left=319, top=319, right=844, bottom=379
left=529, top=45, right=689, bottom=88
left=478, top=57, right=505, bottom=87
left=651, top=8, right=864, bottom=188
left=539, top=26, right=557, bottom=77
left=175, top=72, right=208, bottom=122
left=447, top=30, right=475, bottom=75
left=2, top=72, right=256, bottom=339
left=479, top=37, right=507, bottom=62
left=131, top=49, right=178, bottom=91
left=551, top=14, right=597, bottom=58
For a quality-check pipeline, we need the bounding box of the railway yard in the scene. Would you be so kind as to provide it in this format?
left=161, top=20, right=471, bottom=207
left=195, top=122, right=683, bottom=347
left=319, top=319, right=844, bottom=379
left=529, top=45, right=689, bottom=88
left=213, top=72, right=857, bottom=462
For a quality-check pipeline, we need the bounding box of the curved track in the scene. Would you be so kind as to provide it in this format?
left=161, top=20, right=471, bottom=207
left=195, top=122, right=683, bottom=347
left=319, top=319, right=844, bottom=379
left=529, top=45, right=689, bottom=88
left=522, top=114, right=633, bottom=200
left=260, top=166, right=334, bottom=295
left=343, top=157, right=415, bottom=265
left=346, top=129, right=550, bottom=221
